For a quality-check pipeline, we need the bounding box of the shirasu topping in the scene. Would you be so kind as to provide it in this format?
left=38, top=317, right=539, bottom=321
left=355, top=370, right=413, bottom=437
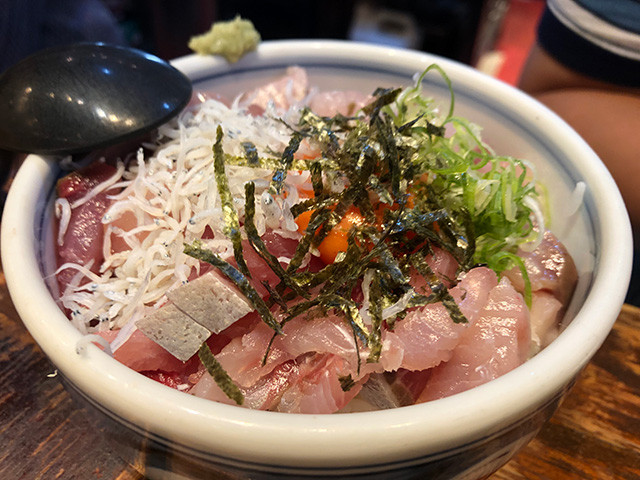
left=57, top=92, right=311, bottom=337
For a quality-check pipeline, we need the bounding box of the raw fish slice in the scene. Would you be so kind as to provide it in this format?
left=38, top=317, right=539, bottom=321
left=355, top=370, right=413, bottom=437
left=227, top=232, right=301, bottom=298
left=277, top=315, right=364, bottom=372
left=381, top=267, right=498, bottom=371
left=217, top=267, right=496, bottom=389
left=276, top=354, right=364, bottom=414
left=355, top=369, right=432, bottom=410
left=388, top=369, right=433, bottom=405
left=409, top=247, right=460, bottom=295
left=190, top=358, right=304, bottom=409
left=417, top=277, right=530, bottom=402
left=240, top=66, right=308, bottom=111
left=56, top=162, right=118, bottom=293
left=215, top=321, right=291, bottom=387
left=529, top=291, right=563, bottom=351
left=98, top=329, right=191, bottom=373
left=215, top=313, right=367, bottom=387
left=243, top=359, right=307, bottom=410
left=308, top=90, right=372, bottom=117
left=504, top=230, right=577, bottom=306
left=56, top=161, right=117, bottom=203
left=191, top=352, right=359, bottom=413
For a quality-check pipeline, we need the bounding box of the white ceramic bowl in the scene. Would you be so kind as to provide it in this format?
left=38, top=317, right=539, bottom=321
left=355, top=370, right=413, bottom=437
left=1, top=40, right=633, bottom=479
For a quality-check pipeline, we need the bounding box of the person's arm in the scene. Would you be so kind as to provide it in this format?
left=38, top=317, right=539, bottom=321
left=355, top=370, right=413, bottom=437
left=519, top=44, right=640, bottom=243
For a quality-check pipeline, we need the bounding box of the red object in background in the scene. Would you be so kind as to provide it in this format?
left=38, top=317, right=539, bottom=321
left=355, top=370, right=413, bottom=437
left=494, top=0, right=545, bottom=85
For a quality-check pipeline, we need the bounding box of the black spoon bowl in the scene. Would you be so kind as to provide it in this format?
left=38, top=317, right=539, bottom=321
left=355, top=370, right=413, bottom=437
left=0, top=43, right=192, bottom=156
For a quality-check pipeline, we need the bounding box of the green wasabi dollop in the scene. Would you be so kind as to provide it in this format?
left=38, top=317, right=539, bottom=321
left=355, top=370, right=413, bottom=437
left=188, top=16, right=261, bottom=63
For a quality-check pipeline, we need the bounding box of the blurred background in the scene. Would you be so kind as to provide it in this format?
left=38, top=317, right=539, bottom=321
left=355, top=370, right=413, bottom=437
left=0, top=0, right=545, bottom=85
left=0, top=0, right=545, bottom=215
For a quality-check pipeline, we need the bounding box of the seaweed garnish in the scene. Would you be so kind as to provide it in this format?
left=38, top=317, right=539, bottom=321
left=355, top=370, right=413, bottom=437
left=366, top=270, right=384, bottom=363
left=242, top=141, right=260, bottom=165
left=270, top=131, right=303, bottom=195
left=244, top=181, right=310, bottom=299
left=198, top=343, right=244, bottom=405
left=339, top=374, right=356, bottom=392
left=213, top=126, right=250, bottom=277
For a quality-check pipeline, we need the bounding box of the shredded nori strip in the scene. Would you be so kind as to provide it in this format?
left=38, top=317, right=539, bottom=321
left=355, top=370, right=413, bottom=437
left=409, top=253, right=467, bottom=324
left=362, top=87, right=402, bottom=117
left=242, top=141, right=260, bottom=165
left=270, top=132, right=303, bottom=195
left=213, top=126, right=250, bottom=278
left=339, top=374, right=356, bottom=392
left=366, top=270, right=384, bottom=363
left=310, top=161, right=324, bottom=197
left=198, top=343, right=244, bottom=405
left=244, top=181, right=310, bottom=298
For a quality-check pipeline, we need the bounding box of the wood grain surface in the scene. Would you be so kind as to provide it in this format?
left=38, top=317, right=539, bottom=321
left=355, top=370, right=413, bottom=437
left=1, top=263, right=639, bottom=479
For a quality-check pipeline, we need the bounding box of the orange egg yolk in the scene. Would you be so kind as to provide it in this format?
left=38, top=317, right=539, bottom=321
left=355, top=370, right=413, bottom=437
left=295, top=206, right=366, bottom=264
left=294, top=190, right=416, bottom=265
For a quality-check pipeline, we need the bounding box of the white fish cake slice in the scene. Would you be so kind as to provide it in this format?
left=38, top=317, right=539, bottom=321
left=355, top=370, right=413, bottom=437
left=167, top=271, right=254, bottom=334
left=137, top=303, right=211, bottom=361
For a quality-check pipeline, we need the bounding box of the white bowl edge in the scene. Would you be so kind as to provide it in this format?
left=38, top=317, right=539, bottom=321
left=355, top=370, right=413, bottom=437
left=1, top=40, right=633, bottom=469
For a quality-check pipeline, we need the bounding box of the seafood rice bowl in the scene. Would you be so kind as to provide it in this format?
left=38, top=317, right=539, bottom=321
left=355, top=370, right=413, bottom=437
left=1, top=40, right=632, bottom=479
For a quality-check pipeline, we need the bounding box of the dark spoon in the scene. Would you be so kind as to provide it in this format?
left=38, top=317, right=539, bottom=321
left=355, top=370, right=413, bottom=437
left=0, top=43, right=192, bottom=156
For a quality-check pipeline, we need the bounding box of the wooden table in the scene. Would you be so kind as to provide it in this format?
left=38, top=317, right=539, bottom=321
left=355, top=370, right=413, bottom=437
left=1, top=262, right=639, bottom=479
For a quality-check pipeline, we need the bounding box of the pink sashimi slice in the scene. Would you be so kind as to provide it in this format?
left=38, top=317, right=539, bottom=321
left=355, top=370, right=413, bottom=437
left=240, top=66, right=308, bottom=111
left=275, top=354, right=364, bottom=414
left=409, top=247, right=460, bottom=295
left=381, top=267, right=498, bottom=371
left=215, top=267, right=498, bottom=391
left=226, top=231, right=300, bottom=298
left=351, top=368, right=433, bottom=410
left=191, top=352, right=362, bottom=414
left=214, top=320, right=291, bottom=388
left=190, top=357, right=304, bottom=410
left=56, top=162, right=117, bottom=293
left=529, top=290, right=563, bottom=349
left=308, top=90, right=372, bottom=117
left=97, top=329, right=194, bottom=373
left=417, top=276, right=531, bottom=402
left=214, top=312, right=365, bottom=388
left=504, top=230, right=578, bottom=306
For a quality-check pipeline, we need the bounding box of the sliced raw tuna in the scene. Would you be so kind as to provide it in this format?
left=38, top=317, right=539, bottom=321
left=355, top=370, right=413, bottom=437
left=381, top=267, right=498, bottom=371
left=56, top=162, right=117, bottom=292
left=417, top=277, right=531, bottom=402
left=504, top=230, right=577, bottom=306
left=240, top=66, right=308, bottom=111
left=98, top=329, right=192, bottom=373
left=275, top=353, right=364, bottom=414
left=308, top=90, right=372, bottom=117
